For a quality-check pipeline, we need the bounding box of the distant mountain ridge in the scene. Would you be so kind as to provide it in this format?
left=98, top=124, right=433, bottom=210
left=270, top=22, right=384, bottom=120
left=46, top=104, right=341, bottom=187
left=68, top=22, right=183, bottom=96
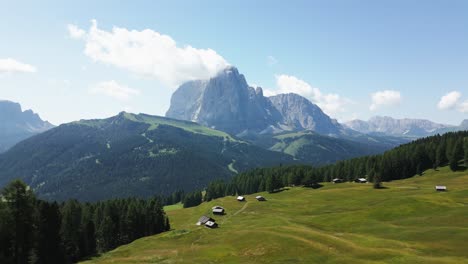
left=268, top=93, right=343, bottom=135
left=0, top=112, right=295, bottom=201
left=166, top=67, right=343, bottom=136
left=345, top=116, right=466, bottom=137
left=0, top=100, right=54, bottom=152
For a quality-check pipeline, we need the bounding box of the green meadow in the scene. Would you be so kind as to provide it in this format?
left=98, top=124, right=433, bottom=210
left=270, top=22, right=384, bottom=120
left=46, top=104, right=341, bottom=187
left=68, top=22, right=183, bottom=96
left=82, top=166, right=468, bottom=264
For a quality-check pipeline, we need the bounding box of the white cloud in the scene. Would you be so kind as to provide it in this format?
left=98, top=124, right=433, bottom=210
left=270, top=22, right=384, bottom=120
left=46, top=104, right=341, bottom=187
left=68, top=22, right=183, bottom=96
left=68, top=20, right=229, bottom=88
left=369, top=90, right=401, bottom=111
left=67, top=24, right=86, bottom=39
left=265, top=74, right=351, bottom=116
left=267, top=55, right=278, bottom=66
left=457, top=100, right=468, bottom=113
left=90, top=80, right=140, bottom=101
left=0, top=58, right=36, bottom=74
left=437, top=91, right=461, bottom=110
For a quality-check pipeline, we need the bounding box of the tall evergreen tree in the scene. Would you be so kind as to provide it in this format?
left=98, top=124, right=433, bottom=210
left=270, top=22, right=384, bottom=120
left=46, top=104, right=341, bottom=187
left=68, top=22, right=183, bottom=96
left=35, top=201, right=64, bottom=264
left=464, top=137, right=468, bottom=167
left=0, top=199, right=13, bottom=263
left=61, top=200, right=83, bottom=262
left=80, top=205, right=96, bottom=258
left=449, top=139, right=463, bottom=171
left=373, top=173, right=382, bottom=189
left=435, top=140, right=447, bottom=167
left=1, top=180, right=36, bottom=264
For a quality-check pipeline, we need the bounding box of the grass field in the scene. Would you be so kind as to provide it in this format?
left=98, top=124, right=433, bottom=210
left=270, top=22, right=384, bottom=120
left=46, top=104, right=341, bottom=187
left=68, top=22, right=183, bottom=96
left=82, top=166, right=468, bottom=263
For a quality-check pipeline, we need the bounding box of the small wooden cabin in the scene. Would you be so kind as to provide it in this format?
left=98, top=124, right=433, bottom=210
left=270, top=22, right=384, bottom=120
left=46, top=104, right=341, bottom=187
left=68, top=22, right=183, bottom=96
left=205, top=220, right=218, bottom=228
left=435, top=185, right=447, bottom=191
left=212, top=206, right=225, bottom=215
left=332, top=178, right=343, bottom=183
left=256, top=196, right=266, bottom=201
left=197, top=215, right=214, bottom=225
left=354, top=178, right=367, bottom=183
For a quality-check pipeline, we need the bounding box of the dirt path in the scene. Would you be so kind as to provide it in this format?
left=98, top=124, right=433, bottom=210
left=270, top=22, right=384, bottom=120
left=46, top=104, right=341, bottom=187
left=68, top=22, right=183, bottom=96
left=233, top=201, right=248, bottom=216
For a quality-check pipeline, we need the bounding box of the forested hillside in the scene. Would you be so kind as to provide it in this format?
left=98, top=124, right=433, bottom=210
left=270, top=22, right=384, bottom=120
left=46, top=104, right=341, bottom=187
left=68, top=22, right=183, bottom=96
left=246, top=131, right=407, bottom=165
left=0, top=112, right=295, bottom=201
left=202, top=131, right=468, bottom=199
left=0, top=180, right=170, bottom=264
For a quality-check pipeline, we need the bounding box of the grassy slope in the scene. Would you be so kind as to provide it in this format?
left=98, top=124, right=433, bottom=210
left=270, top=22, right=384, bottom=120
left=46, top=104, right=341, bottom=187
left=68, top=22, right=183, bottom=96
left=76, top=112, right=238, bottom=141
left=83, top=166, right=468, bottom=264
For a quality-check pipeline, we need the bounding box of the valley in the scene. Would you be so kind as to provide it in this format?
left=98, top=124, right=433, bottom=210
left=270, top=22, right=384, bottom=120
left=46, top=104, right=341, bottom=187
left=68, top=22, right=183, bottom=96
left=82, top=166, right=468, bottom=264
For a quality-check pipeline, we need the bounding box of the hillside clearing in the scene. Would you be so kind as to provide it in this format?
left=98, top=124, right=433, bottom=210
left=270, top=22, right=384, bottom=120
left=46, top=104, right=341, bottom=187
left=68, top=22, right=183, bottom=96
left=83, top=166, right=468, bottom=264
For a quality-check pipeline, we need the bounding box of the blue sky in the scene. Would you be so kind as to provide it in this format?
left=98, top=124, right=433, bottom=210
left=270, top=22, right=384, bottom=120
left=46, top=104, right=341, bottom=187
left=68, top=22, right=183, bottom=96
left=0, top=0, right=467, bottom=125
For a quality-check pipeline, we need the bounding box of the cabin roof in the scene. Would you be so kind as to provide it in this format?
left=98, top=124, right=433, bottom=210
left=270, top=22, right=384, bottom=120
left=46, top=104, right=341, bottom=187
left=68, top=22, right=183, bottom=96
left=205, top=221, right=217, bottom=227
left=198, top=215, right=213, bottom=224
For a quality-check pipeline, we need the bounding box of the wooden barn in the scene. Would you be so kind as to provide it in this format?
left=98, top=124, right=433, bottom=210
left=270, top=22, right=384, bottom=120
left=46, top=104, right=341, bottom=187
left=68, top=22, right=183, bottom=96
left=196, top=215, right=214, bottom=226
left=354, top=178, right=367, bottom=183
left=332, top=178, right=343, bottom=183
left=256, top=196, right=266, bottom=201
left=237, top=196, right=245, bottom=201
left=205, top=220, right=218, bottom=228
left=212, top=206, right=225, bottom=215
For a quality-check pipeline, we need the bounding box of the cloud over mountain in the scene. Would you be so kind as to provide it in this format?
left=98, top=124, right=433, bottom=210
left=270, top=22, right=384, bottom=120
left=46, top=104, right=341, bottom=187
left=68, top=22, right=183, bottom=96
left=265, top=74, right=351, bottom=117
left=68, top=20, right=229, bottom=88
left=436, top=91, right=467, bottom=113
left=369, top=90, right=401, bottom=111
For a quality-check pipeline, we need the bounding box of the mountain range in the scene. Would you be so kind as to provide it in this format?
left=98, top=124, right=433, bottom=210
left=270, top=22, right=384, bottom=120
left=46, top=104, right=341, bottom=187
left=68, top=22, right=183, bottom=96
left=345, top=116, right=468, bottom=138
left=0, top=112, right=295, bottom=201
left=166, top=67, right=343, bottom=136
left=0, top=67, right=466, bottom=201
left=0, top=100, right=54, bottom=152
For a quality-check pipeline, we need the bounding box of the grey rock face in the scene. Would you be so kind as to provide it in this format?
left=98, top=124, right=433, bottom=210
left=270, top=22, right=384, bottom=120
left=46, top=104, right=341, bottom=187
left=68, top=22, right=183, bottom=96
left=167, top=67, right=283, bottom=135
left=268, top=93, right=342, bottom=134
left=166, top=67, right=343, bottom=136
left=345, top=116, right=453, bottom=137
left=460, top=119, right=468, bottom=129
left=0, top=100, right=54, bottom=152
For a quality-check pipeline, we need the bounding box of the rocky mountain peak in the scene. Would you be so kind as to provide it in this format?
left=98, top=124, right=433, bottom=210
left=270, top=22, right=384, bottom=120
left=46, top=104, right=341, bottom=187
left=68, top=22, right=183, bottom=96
left=0, top=100, right=54, bottom=152
left=460, top=119, right=468, bottom=128
left=166, top=66, right=283, bottom=135
left=166, top=66, right=343, bottom=136
left=268, top=93, right=342, bottom=134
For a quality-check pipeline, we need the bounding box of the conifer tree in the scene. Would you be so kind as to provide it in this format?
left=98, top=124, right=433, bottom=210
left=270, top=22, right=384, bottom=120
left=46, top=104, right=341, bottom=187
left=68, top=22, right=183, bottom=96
left=1, top=180, right=36, bottom=264
left=449, top=139, right=463, bottom=171
left=61, top=199, right=83, bottom=262
left=35, top=201, right=64, bottom=264
left=464, top=137, right=468, bottom=167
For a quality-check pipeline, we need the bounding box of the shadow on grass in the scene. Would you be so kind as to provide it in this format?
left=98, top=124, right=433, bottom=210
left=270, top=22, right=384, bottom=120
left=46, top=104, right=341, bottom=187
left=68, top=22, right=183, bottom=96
left=303, top=183, right=323, bottom=189
left=80, top=253, right=102, bottom=261
left=373, top=186, right=389, bottom=189
left=269, top=188, right=290, bottom=194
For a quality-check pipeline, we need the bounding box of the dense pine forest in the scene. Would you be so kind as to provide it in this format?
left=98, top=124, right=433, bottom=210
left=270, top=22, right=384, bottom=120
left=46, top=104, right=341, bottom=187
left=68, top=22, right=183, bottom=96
left=0, top=180, right=170, bottom=264
left=200, top=131, right=468, bottom=201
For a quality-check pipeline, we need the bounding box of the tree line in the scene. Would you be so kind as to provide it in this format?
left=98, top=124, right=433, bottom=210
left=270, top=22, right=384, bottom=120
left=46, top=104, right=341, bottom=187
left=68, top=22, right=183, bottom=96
left=197, top=131, right=468, bottom=199
left=0, top=180, right=170, bottom=264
